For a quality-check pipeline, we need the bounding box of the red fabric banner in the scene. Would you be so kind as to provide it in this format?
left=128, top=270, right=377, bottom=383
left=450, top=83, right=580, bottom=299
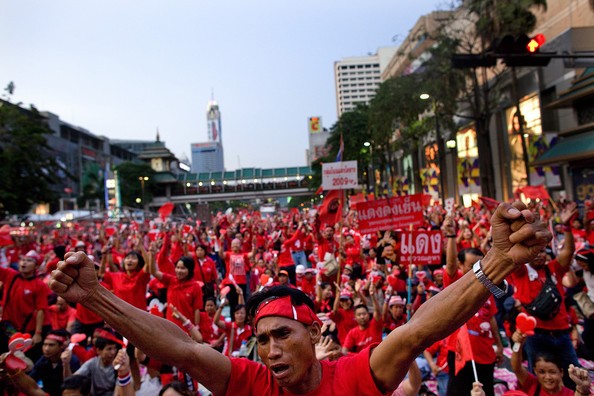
left=318, top=190, right=343, bottom=227
left=479, top=196, right=501, bottom=212
left=356, top=194, right=425, bottom=234
left=515, top=185, right=550, bottom=201
left=158, top=202, right=174, bottom=220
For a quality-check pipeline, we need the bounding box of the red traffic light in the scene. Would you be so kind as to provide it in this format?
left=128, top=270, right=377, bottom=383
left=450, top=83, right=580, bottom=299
left=527, top=34, right=545, bottom=53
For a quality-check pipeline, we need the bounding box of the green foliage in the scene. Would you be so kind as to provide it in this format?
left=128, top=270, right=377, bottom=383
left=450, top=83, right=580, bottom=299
left=113, top=162, right=155, bottom=208
left=0, top=84, right=66, bottom=216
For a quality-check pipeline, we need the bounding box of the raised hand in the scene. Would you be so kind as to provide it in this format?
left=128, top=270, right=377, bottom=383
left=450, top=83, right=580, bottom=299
left=489, top=202, right=552, bottom=266
left=568, top=364, right=591, bottom=394
left=441, top=216, right=456, bottom=236
left=49, top=252, right=100, bottom=304
left=559, top=201, right=578, bottom=225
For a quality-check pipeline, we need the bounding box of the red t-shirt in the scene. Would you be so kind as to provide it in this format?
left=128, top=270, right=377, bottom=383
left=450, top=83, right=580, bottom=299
left=510, top=260, right=570, bottom=330
left=343, top=318, right=384, bottom=354
left=223, top=322, right=253, bottom=356
left=426, top=339, right=449, bottom=374
left=48, top=304, right=76, bottom=330
left=444, top=270, right=498, bottom=364
left=0, top=268, right=50, bottom=333
left=193, top=256, right=218, bottom=284
left=103, top=270, right=151, bottom=310
left=299, top=277, right=316, bottom=300
left=225, top=344, right=384, bottom=396
left=327, top=308, right=357, bottom=345
left=198, top=312, right=222, bottom=344
left=519, top=372, right=573, bottom=396
left=161, top=273, right=203, bottom=329
left=223, top=252, right=251, bottom=285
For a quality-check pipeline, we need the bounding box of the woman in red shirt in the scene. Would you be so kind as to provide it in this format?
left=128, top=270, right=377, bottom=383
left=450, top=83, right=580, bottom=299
left=150, top=256, right=203, bottom=331
left=213, top=287, right=253, bottom=357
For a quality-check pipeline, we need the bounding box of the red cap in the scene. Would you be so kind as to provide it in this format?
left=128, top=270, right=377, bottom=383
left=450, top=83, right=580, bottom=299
left=24, top=250, right=41, bottom=265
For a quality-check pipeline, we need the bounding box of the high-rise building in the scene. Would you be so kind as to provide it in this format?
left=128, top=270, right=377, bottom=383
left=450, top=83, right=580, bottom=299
left=334, top=46, right=397, bottom=117
left=191, top=99, right=225, bottom=173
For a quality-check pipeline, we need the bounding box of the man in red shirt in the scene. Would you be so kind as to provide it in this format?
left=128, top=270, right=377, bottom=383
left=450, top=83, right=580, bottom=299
left=222, top=238, right=253, bottom=315
left=510, top=202, right=579, bottom=389
left=342, top=293, right=383, bottom=355
left=50, top=202, right=552, bottom=396
left=0, top=250, right=49, bottom=355
left=442, top=217, right=503, bottom=396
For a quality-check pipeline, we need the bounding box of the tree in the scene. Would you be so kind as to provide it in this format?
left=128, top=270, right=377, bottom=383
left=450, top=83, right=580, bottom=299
left=427, top=0, right=547, bottom=197
left=113, top=162, right=155, bottom=208
left=0, top=83, right=67, bottom=216
left=368, top=74, right=430, bottom=193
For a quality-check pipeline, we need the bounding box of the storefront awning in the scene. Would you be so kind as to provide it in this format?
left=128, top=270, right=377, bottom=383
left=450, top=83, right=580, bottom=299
left=545, top=67, right=594, bottom=109
left=532, top=130, right=594, bottom=166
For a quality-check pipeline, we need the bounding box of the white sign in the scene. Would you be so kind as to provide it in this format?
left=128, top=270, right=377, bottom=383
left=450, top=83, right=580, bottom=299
left=444, top=198, right=455, bottom=215
left=322, top=161, right=358, bottom=190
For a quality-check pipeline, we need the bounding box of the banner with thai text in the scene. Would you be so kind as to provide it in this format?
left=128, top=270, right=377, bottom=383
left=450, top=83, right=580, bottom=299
left=399, top=230, right=443, bottom=265
left=356, top=194, right=424, bottom=234
left=322, top=161, right=358, bottom=190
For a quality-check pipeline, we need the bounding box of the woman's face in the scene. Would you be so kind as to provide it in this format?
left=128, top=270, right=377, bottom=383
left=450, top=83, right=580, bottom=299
left=175, top=260, right=190, bottom=281
left=322, top=286, right=333, bottom=300
left=195, top=246, right=206, bottom=258
left=205, top=300, right=216, bottom=315
left=463, top=229, right=473, bottom=239
left=234, top=307, right=246, bottom=324
left=123, top=254, right=139, bottom=272
left=534, top=360, right=563, bottom=394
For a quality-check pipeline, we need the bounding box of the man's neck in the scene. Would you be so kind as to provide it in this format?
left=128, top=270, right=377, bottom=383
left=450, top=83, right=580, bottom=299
left=284, top=360, right=322, bottom=394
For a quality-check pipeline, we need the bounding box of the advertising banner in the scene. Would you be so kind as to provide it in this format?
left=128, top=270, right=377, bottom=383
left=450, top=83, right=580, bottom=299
left=322, top=161, right=358, bottom=190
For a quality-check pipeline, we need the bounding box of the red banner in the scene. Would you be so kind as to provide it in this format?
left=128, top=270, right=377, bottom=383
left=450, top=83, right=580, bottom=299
left=356, top=194, right=424, bottom=234
left=399, top=230, right=443, bottom=265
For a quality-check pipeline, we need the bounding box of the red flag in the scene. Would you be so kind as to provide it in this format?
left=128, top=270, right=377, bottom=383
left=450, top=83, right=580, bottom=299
left=422, top=194, right=432, bottom=207
left=455, top=324, right=475, bottom=375
left=158, top=202, right=174, bottom=220
left=471, top=199, right=481, bottom=211
left=318, top=190, right=343, bottom=227
left=479, top=196, right=501, bottom=212
left=315, top=185, right=324, bottom=195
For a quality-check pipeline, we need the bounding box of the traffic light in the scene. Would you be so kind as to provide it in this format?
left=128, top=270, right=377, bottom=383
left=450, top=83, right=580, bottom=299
left=490, top=34, right=553, bottom=67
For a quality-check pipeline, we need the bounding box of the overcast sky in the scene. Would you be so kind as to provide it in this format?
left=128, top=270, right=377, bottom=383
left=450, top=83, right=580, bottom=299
left=1, top=0, right=445, bottom=170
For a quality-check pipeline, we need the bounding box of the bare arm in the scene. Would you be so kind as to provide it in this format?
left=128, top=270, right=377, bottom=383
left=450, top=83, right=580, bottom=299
left=401, top=360, right=422, bottom=396
left=510, top=330, right=529, bottom=386
left=442, top=216, right=458, bottom=277
left=557, top=203, right=577, bottom=269
left=49, top=252, right=232, bottom=396
left=368, top=203, right=552, bottom=392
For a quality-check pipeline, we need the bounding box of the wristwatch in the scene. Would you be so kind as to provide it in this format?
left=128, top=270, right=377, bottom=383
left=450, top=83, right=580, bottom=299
left=473, top=260, right=508, bottom=298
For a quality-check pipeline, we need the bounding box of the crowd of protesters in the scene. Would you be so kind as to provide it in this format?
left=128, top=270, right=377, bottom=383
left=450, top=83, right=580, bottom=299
left=1, top=196, right=594, bottom=395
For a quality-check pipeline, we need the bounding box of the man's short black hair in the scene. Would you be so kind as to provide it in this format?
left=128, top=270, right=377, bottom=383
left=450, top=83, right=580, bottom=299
left=458, top=248, right=484, bottom=264
left=354, top=304, right=369, bottom=312
left=246, top=285, right=316, bottom=321
left=62, top=375, right=91, bottom=395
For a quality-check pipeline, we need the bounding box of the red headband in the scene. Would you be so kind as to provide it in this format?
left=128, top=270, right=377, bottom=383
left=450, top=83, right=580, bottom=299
left=94, top=329, right=124, bottom=346
left=46, top=334, right=67, bottom=344
left=254, top=295, right=322, bottom=330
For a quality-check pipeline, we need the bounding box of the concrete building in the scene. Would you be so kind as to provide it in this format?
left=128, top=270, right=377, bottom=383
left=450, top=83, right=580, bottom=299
left=191, top=99, right=225, bottom=173
left=334, top=46, right=397, bottom=117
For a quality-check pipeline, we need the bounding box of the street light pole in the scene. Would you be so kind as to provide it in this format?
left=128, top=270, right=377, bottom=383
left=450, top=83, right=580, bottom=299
left=421, top=94, right=447, bottom=202
left=138, top=176, right=149, bottom=212
left=364, top=142, right=373, bottom=195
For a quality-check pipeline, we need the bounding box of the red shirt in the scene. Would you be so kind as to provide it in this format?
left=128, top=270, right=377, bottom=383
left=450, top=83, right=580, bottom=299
left=161, top=273, right=203, bottom=329
left=225, top=343, right=384, bottom=396
left=103, top=270, right=151, bottom=310
left=426, top=339, right=449, bottom=374
left=327, top=308, right=357, bottom=345
left=0, top=268, right=49, bottom=333
left=510, top=260, right=570, bottom=331
left=299, top=276, right=316, bottom=300
left=198, top=312, right=222, bottom=344
left=444, top=270, right=498, bottom=364
left=193, top=256, right=217, bottom=284
left=223, top=322, right=253, bottom=356
left=519, top=372, right=573, bottom=396
left=343, top=318, right=384, bottom=354
left=48, top=304, right=76, bottom=330
left=223, top=252, right=251, bottom=285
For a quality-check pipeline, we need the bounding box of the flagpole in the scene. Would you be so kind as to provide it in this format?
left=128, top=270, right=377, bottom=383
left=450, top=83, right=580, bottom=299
left=407, top=223, right=413, bottom=321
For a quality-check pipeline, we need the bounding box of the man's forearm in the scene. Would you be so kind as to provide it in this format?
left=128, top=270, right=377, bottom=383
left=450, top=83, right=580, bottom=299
left=83, top=286, right=230, bottom=395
